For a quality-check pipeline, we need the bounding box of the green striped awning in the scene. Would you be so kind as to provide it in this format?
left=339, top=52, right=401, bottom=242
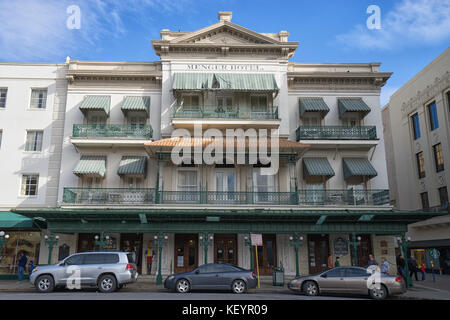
left=117, top=156, right=147, bottom=175
left=79, top=96, right=111, bottom=116
left=343, top=158, right=377, bottom=179
left=338, top=98, right=371, bottom=117
left=213, top=73, right=278, bottom=91
left=299, top=98, right=330, bottom=117
left=121, top=97, right=150, bottom=115
left=73, top=156, right=107, bottom=177
left=173, top=73, right=214, bottom=90
left=303, top=158, right=335, bottom=178
left=0, top=211, right=33, bottom=228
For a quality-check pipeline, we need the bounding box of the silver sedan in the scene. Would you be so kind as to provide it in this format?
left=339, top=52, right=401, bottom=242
left=288, top=266, right=406, bottom=300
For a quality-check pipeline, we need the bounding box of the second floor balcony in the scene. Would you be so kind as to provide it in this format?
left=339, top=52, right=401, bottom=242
left=296, top=125, right=377, bottom=141
left=62, top=188, right=390, bottom=207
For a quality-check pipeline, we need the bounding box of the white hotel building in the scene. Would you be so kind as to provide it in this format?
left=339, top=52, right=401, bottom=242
left=1, top=12, right=443, bottom=278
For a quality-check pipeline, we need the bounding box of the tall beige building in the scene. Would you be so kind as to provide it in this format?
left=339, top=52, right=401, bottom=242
left=382, top=47, right=450, bottom=274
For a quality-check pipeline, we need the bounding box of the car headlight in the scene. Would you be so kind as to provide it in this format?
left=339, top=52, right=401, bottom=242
left=291, top=279, right=300, bottom=284
left=32, top=268, right=38, bottom=273
left=168, top=275, right=175, bottom=280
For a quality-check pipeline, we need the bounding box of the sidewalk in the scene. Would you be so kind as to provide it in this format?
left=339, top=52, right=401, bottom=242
left=1, top=274, right=449, bottom=299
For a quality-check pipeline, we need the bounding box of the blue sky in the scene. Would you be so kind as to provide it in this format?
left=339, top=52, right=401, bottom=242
left=0, top=0, right=449, bottom=105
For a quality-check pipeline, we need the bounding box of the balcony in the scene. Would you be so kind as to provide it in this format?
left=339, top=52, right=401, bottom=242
left=71, top=124, right=153, bottom=147
left=171, top=105, right=280, bottom=129
left=62, top=188, right=390, bottom=207
left=296, top=125, right=378, bottom=150
left=73, top=124, right=153, bottom=139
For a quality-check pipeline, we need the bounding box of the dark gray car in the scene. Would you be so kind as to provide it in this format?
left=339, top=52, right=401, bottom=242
left=30, top=251, right=138, bottom=293
left=164, top=263, right=257, bottom=294
left=288, top=267, right=406, bottom=300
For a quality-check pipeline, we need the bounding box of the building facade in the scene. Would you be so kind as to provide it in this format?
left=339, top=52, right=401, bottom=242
left=2, top=12, right=444, bottom=278
left=382, top=47, right=450, bottom=274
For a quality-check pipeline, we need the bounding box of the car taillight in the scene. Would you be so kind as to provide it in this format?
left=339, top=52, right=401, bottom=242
left=126, top=264, right=134, bottom=271
left=395, top=276, right=403, bottom=282
left=252, top=273, right=256, bottom=278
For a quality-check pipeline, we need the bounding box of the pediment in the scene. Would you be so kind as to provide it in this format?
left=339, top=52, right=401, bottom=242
left=171, top=22, right=280, bottom=45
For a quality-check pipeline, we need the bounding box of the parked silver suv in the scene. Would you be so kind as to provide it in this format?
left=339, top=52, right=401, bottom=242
left=30, top=251, right=138, bottom=293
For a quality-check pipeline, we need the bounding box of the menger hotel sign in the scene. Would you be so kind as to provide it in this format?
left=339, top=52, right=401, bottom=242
left=187, top=64, right=262, bottom=71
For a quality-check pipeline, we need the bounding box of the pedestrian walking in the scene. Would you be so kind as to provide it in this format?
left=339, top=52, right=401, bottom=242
left=420, top=262, right=426, bottom=281
left=367, top=254, right=378, bottom=266
left=334, top=256, right=340, bottom=267
left=28, top=260, right=35, bottom=277
left=381, top=257, right=390, bottom=274
left=147, top=251, right=154, bottom=275
left=396, top=254, right=406, bottom=281
left=17, top=252, right=27, bottom=282
left=408, top=255, right=419, bottom=281
left=327, top=254, right=333, bottom=269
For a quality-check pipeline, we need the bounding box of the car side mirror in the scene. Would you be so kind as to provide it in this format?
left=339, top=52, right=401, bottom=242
left=321, top=274, right=327, bottom=278
left=195, top=270, right=200, bottom=274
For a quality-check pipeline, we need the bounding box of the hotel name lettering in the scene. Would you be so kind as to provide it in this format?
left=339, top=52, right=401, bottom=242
left=186, top=64, right=263, bottom=71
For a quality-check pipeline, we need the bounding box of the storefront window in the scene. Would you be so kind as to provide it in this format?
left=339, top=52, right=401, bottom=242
left=0, top=232, right=41, bottom=274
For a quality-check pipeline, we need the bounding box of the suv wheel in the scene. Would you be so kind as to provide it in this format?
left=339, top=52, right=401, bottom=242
left=232, top=280, right=246, bottom=294
left=369, top=284, right=388, bottom=300
left=36, top=275, right=54, bottom=293
left=302, top=281, right=319, bottom=296
left=98, top=274, right=117, bottom=293
left=175, top=279, right=190, bottom=293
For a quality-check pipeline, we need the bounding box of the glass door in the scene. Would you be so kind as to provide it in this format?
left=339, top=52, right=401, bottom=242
left=174, top=234, right=198, bottom=273
left=308, top=234, right=330, bottom=274
left=215, top=170, right=236, bottom=203
left=253, top=170, right=275, bottom=203
left=214, top=234, right=237, bottom=265
left=306, top=183, right=325, bottom=205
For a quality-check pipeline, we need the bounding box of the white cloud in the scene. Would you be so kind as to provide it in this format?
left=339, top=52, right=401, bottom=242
left=336, top=0, right=450, bottom=50
left=0, top=0, right=191, bottom=61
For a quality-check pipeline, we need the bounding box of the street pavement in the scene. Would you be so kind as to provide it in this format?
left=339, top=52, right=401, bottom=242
left=0, top=274, right=449, bottom=300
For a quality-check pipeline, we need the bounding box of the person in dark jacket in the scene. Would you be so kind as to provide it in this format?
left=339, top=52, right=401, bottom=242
left=367, top=254, right=378, bottom=266
left=17, top=252, right=27, bottom=282
left=408, top=255, right=419, bottom=281
left=396, top=254, right=406, bottom=280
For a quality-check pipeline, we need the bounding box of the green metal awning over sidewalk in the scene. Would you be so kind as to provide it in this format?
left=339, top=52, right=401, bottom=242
left=79, top=96, right=111, bottom=116
left=338, top=98, right=371, bottom=117
left=299, top=98, right=330, bottom=117
left=303, top=158, right=335, bottom=178
left=343, top=158, right=378, bottom=179
left=73, top=156, right=107, bottom=177
left=172, top=73, right=279, bottom=91
left=0, top=211, right=33, bottom=228
left=121, top=96, right=150, bottom=115
left=117, top=156, right=147, bottom=175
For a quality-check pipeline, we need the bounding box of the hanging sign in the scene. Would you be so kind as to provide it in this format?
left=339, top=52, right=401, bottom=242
left=251, top=234, right=263, bottom=246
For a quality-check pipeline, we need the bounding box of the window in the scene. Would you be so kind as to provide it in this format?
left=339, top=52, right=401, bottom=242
left=420, top=192, right=429, bottom=211
left=0, top=88, right=7, bottom=108
left=25, top=130, right=43, bottom=152
left=428, top=101, right=439, bottom=131
left=65, top=254, right=84, bottom=265
left=30, top=89, right=47, bottom=109
left=438, top=187, right=448, bottom=207
left=411, top=113, right=421, bottom=140
left=0, top=130, right=2, bottom=149
left=87, top=112, right=107, bottom=125
left=346, top=268, right=370, bottom=277
left=433, top=143, right=444, bottom=172
left=324, top=268, right=345, bottom=278
left=251, top=95, right=269, bottom=117
left=181, top=95, right=200, bottom=107
left=216, top=96, right=233, bottom=112
left=82, top=176, right=102, bottom=188
left=177, top=170, right=198, bottom=192
left=447, top=91, right=450, bottom=114
left=416, top=152, right=426, bottom=179
left=83, top=254, right=119, bottom=265
left=21, top=174, right=39, bottom=196
left=126, top=176, right=143, bottom=188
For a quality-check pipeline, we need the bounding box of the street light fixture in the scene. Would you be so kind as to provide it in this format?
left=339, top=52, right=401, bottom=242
left=44, top=234, right=59, bottom=265
left=289, top=234, right=304, bottom=278
left=199, top=233, right=214, bottom=265
left=154, top=232, right=168, bottom=285
left=243, top=235, right=253, bottom=270
left=349, top=234, right=362, bottom=266
left=0, top=231, right=9, bottom=254
left=94, top=232, right=110, bottom=251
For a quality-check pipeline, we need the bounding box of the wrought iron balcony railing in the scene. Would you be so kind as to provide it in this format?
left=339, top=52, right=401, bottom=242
left=63, top=188, right=390, bottom=207
left=172, top=105, right=279, bottom=120
left=296, top=125, right=377, bottom=141
left=62, top=188, right=156, bottom=205
left=72, top=124, right=153, bottom=139
left=298, top=189, right=390, bottom=206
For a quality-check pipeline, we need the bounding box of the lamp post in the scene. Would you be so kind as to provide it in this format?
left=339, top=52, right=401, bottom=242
left=243, top=235, right=253, bottom=270
left=289, top=234, right=304, bottom=278
left=44, top=234, right=59, bottom=265
left=154, top=232, right=168, bottom=285
left=0, top=231, right=9, bottom=254
left=397, top=235, right=413, bottom=288
left=199, top=233, right=214, bottom=265
left=94, top=232, right=110, bottom=251
left=349, top=233, right=362, bottom=266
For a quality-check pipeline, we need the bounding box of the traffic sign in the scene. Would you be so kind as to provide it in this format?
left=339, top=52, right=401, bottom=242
left=251, top=234, right=263, bottom=246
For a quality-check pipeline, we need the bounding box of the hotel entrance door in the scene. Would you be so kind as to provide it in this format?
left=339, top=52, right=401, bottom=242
left=174, top=234, right=198, bottom=273
left=214, top=234, right=237, bottom=265
left=253, top=234, right=277, bottom=275
left=308, top=234, right=330, bottom=274
left=120, top=233, right=143, bottom=274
